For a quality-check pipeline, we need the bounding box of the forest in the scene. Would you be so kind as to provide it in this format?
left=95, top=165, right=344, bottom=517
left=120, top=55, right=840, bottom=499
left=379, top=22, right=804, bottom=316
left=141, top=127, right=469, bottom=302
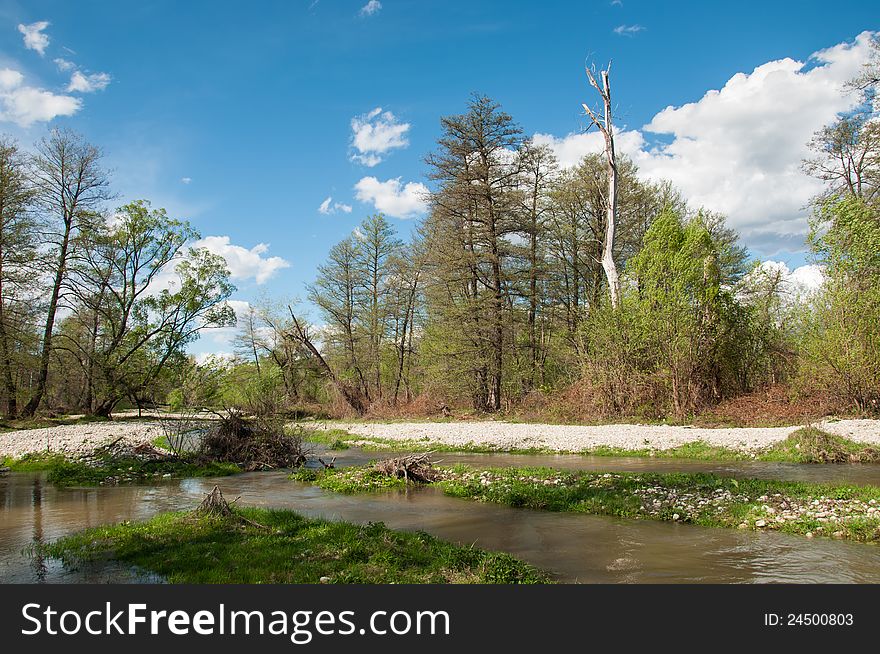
left=1, top=41, right=878, bottom=426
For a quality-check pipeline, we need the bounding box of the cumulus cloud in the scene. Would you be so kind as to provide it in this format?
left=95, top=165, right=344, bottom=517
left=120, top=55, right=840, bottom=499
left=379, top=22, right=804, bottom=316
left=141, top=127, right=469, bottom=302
left=0, top=67, right=81, bottom=126
left=67, top=70, right=111, bottom=93
left=18, top=21, right=50, bottom=55
left=613, top=24, right=645, bottom=36
left=749, top=261, right=825, bottom=301
left=350, top=107, right=410, bottom=166
left=194, top=236, right=290, bottom=284
left=359, top=1, right=382, bottom=17
left=354, top=176, right=428, bottom=219
left=534, top=31, right=876, bottom=256
left=318, top=195, right=353, bottom=215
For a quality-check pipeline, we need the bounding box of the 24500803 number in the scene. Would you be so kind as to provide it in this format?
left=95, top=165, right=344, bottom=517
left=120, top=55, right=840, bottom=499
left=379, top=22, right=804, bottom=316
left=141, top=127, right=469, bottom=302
left=764, top=613, right=854, bottom=626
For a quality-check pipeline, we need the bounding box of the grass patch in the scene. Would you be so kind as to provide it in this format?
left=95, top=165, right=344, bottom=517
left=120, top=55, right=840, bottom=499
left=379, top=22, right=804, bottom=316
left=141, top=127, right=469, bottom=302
left=2, top=452, right=240, bottom=486
left=41, top=507, right=548, bottom=584
left=290, top=467, right=410, bottom=493
left=293, top=462, right=880, bottom=543
left=439, top=466, right=880, bottom=542
left=760, top=427, right=880, bottom=463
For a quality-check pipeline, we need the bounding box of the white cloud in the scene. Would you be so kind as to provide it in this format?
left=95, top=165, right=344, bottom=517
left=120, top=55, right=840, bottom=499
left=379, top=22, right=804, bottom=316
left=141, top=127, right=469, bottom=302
left=0, top=67, right=81, bottom=127
left=359, top=1, right=382, bottom=17
left=18, top=21, right=50, bottom=56
left=534, top=31, right=876, bottom=256
left=194, top=351, right=234, bottom=366
left=318, top=195, right=353, bottom=215
left=67, top=70, right=111, bottom=93
left=614, top=24, right=645, bottom=36
left=53, top=58, right=75, bottom=72
left=354, top=176, right=428, bottom=219
left=750, top=261, right=825, bottom=300
left=350, top=107, right=410, bottom=166
left=194, top=236, right=290, bottom=284
left=181, top=177, right=192, bottom=184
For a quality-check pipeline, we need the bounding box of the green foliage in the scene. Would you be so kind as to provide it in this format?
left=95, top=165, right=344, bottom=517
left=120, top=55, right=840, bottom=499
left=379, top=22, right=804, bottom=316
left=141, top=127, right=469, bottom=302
left=581, top=208, right=776, bottom=418
left=291, top=466, right=410, bottom=493
left=761, top=427, right=880, bottom=463
left=799, top=197, right=880, bottom=412
left=43, top=508, right=549, bottom=584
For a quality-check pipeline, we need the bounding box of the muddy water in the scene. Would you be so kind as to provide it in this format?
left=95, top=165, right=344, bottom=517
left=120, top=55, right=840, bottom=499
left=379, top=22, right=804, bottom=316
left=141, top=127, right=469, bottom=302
left=317, top=445, right=880, bottom=486
left=3, top=471, right=880, bottom=584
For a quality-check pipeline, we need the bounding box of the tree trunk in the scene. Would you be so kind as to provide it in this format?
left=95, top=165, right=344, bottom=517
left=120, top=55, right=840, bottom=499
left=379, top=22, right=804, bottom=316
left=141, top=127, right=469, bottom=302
left=21, top=223, right=72, bottom=417
left=584, top=65, right=621, bottom=310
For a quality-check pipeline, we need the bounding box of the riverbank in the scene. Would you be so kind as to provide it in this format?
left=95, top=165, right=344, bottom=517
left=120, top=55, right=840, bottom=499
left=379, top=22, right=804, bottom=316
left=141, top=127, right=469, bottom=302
left=41, top=505, right=548, bottom=584
left=0, top=419, right=162, bottom=459
left=296, top=464, right=880, bottom=543
left=312, top=421, right=880, bottom=460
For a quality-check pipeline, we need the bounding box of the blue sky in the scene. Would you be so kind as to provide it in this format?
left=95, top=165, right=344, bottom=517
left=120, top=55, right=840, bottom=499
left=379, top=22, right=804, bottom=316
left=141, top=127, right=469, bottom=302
left=0, top=1, right=876, bottom=357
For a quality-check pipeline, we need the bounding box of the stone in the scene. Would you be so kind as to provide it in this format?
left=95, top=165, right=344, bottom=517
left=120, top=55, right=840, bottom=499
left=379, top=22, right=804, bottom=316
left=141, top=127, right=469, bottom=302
left=755, top=519, right=766, bottom=528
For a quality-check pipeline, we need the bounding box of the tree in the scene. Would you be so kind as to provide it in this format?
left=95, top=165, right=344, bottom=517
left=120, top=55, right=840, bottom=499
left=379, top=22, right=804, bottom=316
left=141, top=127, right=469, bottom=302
left=582, top=62, right=621, bottom=309
left=802, top=115, right=880, bottom=205
left=64, top=201, right=235, bottom=416
left=354, top=214, right=402, bottom=399
left=21, top=129, right=110, bottom=417
left=517, top=140, right=558, bottom=388
left=800, top=196, right=880, bottom=412
left=308, top=234, right=370, bottom=403
left=0, top=139, right=37, bottom=417
left=424, top=94, right=524, bottom=410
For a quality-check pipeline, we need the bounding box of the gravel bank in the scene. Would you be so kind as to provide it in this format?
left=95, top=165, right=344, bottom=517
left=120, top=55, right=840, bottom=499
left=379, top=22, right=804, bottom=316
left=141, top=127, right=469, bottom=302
left=325, top=419, right=880, bottom=453
left=0, top=422, right=162, bottom=459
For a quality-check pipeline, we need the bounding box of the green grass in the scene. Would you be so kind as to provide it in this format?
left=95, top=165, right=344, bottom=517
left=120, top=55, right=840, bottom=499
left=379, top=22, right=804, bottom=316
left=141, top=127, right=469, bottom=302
left=290, top=466, right=410, bottom=493
left=439, top=466, right=880, bottom=542
left=41, top=507, right=549, bottom=584
left=760, top=427, right=880, bottom=463
left=3, top=452, right=240, bottom=486
left=294, top=462, right=880, bottom=543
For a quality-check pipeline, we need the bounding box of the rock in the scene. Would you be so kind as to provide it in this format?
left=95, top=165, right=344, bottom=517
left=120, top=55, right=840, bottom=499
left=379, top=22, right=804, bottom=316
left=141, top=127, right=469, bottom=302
left=755, top=519, right=766, bottom=528
left=805, top=532, right=814, bottom=538
left=737, top=523, right=749, bottom=530
left=672, top=513, right=680, bottom=521
left=319, top=576, right=331, bottom=584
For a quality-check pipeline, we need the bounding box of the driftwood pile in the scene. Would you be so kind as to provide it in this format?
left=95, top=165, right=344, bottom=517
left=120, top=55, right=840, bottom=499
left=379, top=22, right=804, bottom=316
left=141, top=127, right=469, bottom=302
left=199, top=410, right=308, bottom=470
left=373, top=453, right=441, bottom=484
left=196, top=485, right=267, bottom=529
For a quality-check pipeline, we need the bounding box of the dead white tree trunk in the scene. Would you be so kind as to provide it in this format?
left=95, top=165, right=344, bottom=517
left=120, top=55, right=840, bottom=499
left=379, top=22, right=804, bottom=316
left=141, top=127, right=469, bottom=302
left=582, top=62, right=621, bottom=310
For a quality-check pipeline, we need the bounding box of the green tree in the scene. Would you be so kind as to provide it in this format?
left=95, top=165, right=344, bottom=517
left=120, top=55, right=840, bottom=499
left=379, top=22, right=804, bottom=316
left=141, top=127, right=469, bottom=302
left=0, top=138, right=37, bottom=417
left=801, top=196, right=880, bottom=412
left=66, top=200, right=235, bottom=416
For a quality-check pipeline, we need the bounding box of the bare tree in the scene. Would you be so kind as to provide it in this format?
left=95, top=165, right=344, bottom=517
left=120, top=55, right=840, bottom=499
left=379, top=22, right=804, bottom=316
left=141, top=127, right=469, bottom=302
left=582, top=62, right=621, bottom=309
left=22, top=129, right=110, bottom=417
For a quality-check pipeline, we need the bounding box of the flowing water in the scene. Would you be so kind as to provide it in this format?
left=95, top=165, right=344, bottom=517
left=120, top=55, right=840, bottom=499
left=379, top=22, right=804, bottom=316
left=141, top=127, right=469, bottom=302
left=3, top=465, right=880, bottom=584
